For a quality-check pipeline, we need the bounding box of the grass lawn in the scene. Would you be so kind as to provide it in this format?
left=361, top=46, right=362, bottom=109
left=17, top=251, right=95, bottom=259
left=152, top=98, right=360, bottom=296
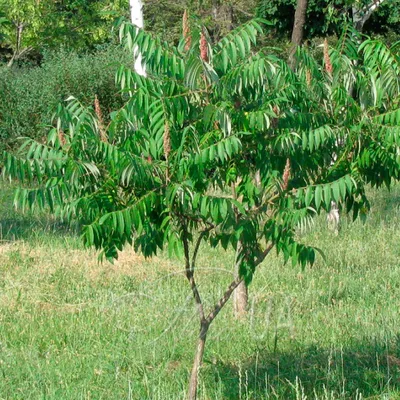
left=1, top=183, right=400, bottom=399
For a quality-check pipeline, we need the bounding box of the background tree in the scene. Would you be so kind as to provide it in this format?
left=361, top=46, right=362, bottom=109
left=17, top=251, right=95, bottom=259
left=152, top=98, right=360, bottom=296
left=352, top=0, right=386, bottom=31
left=257, top=0, right=400, bottom=40
left=288, top=0, right=308, bottom=67
left=0, top=0, right=50, bottom=66
left=0, top=12, right=7, bottom=40
left=41, top=0, right=128, bottom=50
left=0, top=0, right=129, bottom=65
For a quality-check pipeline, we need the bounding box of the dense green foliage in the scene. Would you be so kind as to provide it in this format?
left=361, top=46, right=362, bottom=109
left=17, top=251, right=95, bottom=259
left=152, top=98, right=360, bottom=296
left=1, top=0, right=399, bottom=148
left=4, top=21, right=400, bottom=262
left=1, top=0, right=399, bottom=66
left=258, top=0, right=400, bottom=39
left=0, top=45, right=130, bottom=151
left=0, top=0, right=129, bottom=64
left=143, top=0, right=258, bottom=44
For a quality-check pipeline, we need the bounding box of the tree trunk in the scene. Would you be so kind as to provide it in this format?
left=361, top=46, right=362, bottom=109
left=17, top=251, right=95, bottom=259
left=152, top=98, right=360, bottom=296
left=188, top=324, right=208, bottom=400
left=233, top=244, right=248, bottom=317
left=7, top=54, right=16, bottom=68
left=7, top=22, right=24, bottom=68
left=327, top=201, right=340, bottom=235
left=129, top=0, right=146, bottom=76
left=352, top=0, right=386, bottom=31
left=233, top=279, right=248, bottom=317
left=288, top=0, right=308, bottom=68
left=211, top=0, right=234, bottom=41
left=232, top=181, right=248, bottom=317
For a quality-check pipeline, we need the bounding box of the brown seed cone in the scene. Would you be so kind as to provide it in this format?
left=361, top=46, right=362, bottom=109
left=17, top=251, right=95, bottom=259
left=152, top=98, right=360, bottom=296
left=306, top=69, right=312, bottom=87
left=324, top=39, right=333, bottom=75
left=94, top=95, right=108, bottom=142
left=282, top=158, right=291, bottom=191
left=94, top=95, right=103, bottom=121
left=163, top=120, right=171, bottom=160
left=272, top=105, right=279, bottom=129
left=183, top=10, right=191, bottom=51
left=58, top=129, right=66, bottom=147
left=200, top=30, right=208, bottom=62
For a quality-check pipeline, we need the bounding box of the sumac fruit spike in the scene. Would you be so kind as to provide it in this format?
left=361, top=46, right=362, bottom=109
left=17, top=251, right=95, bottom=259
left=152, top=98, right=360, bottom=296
left=324, top=39, right=333, bottom=75
left=94, top=95, right=108, bottom=142
left=183, top=10, right=191, bottom=51
left=282, top=158, right=291, bottom=191
left=200, top=30, right=208, bottom=62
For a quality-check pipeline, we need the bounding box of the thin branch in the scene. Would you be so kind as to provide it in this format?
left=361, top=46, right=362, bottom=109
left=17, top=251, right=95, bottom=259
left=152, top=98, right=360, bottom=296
left=175, top=211, right=216, bottom=230
left=182, top=221, right=206, bottom=322
left=191, top=227, right=213, bottom=272
left=206, top=277, right=243, bottom=324
left=352, top=0, right=386, bottom=30
left=204, top=242, right=274, bottom=325
left=232, top=5, right=254, bottom=18
left=254, top=242, right=274, bottom=267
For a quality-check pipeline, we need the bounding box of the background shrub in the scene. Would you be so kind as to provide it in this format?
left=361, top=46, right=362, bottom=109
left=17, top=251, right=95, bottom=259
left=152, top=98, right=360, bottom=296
left=0, top=45, right=131, bottom=151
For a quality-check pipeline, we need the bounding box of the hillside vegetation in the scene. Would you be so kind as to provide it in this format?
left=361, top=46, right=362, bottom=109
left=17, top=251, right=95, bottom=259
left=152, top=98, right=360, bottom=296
left=0, top=46, right=129, bottom=151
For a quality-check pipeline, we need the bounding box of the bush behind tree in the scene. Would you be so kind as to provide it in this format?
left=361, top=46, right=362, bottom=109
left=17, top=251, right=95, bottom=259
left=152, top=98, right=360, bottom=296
left=0, top=45, right=130, bottom=151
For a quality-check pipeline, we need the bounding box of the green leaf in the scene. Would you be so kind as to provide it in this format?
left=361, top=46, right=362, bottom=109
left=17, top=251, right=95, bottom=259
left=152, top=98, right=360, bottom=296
left=305, top=186, right=313, bottom=207
left=217, top=142, right=225, bottom=162
left=315, top=186, right=322, bottom=210
left=323, top=185, right=331, bottom=207
left=332, top=182, right=341, bottom=203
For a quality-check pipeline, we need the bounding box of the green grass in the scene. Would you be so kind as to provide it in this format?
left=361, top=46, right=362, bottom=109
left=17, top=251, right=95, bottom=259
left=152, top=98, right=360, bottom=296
left=1, top=184, right=400, bottom=399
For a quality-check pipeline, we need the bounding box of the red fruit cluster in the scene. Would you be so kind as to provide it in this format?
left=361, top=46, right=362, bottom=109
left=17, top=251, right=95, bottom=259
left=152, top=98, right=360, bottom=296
left=183, top=10, right=191, bottom=51
left=200, top=31, right=208, bottom=62
left=324, top=39, right=333, bottom=75
left=94, top=95, right=107, bottom=142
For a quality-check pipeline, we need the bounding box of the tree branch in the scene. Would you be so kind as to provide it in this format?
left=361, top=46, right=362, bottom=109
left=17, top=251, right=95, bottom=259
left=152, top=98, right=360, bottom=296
left=232, top=5, right=254, bottom=18
left=191, top=227, right=213, bottom=272
left=182, top=221, right=206, bottom=323
left=206, top=276, right=244, bottom=324
left=254, top=243, right=274, bottom=267
left=352, top=0, right=386, bottom=30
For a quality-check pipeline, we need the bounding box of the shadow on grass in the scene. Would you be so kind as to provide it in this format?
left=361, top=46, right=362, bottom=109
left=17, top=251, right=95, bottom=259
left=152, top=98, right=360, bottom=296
left=0, top=215, right=77, bottom=242
left=0, top=184, right=77, bottom=242
left=210, top=336, right=400, bottom=399
left=369, top=185, right=400, bottom=218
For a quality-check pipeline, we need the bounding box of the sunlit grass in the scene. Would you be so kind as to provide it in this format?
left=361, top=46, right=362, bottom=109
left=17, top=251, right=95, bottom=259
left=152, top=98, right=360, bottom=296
left=1, top=183, right=400, bottom=399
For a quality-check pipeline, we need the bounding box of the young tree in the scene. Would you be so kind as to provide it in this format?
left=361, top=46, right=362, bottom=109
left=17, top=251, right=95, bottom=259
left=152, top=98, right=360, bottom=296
left=3, top=19, right=400, bottom=400
left=0, top=0, right=49, bottom=66
left=0, top=0, right=129, bottom=65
